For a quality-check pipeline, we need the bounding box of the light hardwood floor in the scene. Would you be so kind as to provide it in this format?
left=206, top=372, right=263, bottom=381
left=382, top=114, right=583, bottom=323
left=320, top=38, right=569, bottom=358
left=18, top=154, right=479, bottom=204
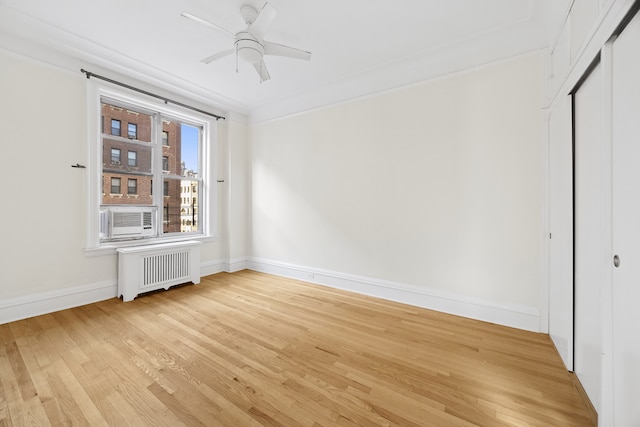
left=0, top=270, right=594, bottom=426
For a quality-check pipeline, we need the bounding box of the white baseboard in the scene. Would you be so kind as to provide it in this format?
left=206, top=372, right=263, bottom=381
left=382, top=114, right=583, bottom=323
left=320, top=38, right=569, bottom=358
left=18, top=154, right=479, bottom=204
left=0, top=258, right=250, bottom=325
left=200, top=257, right=249, bottom=276
left=228, top=257, right=249, bottom=273
left=1, top=258, right=541, bottom=333
left=247, top=258, right=542, bottom=333
left=0, top=281, right=117, bottom=325
left=200, top=259, right=229, bottom=276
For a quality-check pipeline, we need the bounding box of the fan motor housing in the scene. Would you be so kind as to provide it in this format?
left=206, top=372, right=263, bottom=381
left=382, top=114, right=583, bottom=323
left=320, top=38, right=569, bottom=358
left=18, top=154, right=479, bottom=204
left=235, top=31, right=264, bottom=64
left=240, top=5, right=259, bottom=25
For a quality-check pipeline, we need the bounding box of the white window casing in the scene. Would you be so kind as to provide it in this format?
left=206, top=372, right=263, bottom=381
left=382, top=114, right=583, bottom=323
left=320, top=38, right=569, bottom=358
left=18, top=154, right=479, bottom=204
left=85, top=79, right=217, bottom=254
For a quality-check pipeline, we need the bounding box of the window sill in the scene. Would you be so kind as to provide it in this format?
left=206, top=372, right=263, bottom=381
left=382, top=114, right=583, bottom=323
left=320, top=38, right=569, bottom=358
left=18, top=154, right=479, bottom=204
left=84, top=234, right=216, bottom=257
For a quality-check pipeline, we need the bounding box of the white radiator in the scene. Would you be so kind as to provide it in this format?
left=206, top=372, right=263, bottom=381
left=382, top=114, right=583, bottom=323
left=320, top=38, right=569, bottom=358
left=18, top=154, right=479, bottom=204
left=117, top=241, right=201, bottom=302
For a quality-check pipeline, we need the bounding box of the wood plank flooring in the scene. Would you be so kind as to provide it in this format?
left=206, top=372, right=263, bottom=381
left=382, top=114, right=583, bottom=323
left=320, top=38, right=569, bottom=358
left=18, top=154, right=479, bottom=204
left=0, top=270, right=594, bottom=426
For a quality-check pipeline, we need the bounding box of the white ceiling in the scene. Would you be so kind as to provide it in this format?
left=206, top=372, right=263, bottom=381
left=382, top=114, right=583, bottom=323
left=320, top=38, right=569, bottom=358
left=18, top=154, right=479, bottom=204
left=0, top=0, right=569, bottom=123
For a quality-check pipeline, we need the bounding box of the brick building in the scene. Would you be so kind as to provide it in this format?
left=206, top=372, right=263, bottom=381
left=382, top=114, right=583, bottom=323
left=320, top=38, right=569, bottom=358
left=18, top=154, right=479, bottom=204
left=101, top=102, right=182, bottom=233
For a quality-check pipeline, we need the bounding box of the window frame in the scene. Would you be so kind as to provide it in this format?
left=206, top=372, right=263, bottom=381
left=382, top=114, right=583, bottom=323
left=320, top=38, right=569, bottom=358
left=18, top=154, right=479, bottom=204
left=127, top=178, right=138, bottom=195
left=111, top=119, right=121, bottom=136
left=127, top=123, right=137, bottom=139
left=85, top=80, right=217, bottom=253
left=110, top=177, right=121, bottom=194
left=127, top=150, right=137, bottom=167
left=111, top=148, right=121, bottom=165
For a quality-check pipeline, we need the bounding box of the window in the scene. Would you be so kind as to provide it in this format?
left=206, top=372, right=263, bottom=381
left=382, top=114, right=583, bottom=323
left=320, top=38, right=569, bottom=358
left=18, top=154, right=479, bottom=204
left=128, top=123, right=137, bottom=139
left=111, top=177, right=121, bottom=194
left=111, top=119, right=121, bottom=136
left=127, top=150, right=137, bottom=167
left=111, top=148, right=121, bottom=164
left=128, top=179, right=137, bottom=195
left=87, top=84, right=215, bottom=249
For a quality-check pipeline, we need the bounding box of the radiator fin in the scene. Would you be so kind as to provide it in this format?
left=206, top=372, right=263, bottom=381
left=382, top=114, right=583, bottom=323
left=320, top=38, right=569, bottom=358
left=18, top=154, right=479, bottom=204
left=142, top=250, right=190, bottom=288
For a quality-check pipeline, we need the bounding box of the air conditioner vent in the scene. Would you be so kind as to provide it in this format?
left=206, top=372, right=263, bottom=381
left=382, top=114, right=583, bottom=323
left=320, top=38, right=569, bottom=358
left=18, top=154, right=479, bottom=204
left=142, top=211, right=153, bottom=229
left=114, top=212, right=143, bottom=228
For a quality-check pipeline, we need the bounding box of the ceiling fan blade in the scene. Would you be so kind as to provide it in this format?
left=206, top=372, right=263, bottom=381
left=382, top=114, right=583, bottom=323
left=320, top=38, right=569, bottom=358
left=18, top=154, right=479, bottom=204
left=250, top=3, right=277, bottom=38
left=264, top=41, right=311, bottom=61
left=201, top=49, right=235, bottom=64
left=253, top=59, right=271, bottom=83
left=181, top=12, right=236, bottom=39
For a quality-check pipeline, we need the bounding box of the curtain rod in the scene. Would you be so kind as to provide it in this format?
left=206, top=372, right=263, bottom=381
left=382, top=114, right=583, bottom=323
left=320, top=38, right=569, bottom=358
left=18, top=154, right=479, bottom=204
left=80, top=69, right=225, bottom=121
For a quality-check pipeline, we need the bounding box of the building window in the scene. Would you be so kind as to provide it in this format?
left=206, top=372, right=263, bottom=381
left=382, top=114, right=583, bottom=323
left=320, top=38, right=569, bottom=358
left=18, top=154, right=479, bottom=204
left=128, top=150, right=137, bottom=167
left=111, top=177, right=121, bottom=194
left=128, top=123, right=137, bottom=139
left=111, top=119, right=121, bottom=136
left=111, top=148, right=121, bottom=164
left=89, top=87, right=213, bottom=248
left=128, top=179, right=137, bottom=195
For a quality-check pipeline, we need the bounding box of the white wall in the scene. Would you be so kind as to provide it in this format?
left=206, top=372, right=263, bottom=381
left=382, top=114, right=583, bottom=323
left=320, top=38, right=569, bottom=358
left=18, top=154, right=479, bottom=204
left=224, top=120, right=250, bottom=266
left=0, top=49, right=244, bottom=321
left=249, top=52, right=544, bottom=328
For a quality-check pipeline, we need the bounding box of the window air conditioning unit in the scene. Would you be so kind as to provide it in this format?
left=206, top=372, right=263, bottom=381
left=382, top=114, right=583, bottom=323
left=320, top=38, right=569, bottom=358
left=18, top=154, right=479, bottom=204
left=100, top=206, right=157, bottom=239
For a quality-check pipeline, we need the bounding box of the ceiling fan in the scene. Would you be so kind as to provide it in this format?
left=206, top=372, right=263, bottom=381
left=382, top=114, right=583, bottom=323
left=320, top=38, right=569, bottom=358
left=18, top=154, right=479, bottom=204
left=181, top=2, right=311, bottom=82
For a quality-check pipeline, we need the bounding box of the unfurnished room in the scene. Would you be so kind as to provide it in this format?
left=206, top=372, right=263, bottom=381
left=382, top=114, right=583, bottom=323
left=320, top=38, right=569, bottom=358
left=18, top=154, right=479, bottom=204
left=1, top=0, right=639, bottom=425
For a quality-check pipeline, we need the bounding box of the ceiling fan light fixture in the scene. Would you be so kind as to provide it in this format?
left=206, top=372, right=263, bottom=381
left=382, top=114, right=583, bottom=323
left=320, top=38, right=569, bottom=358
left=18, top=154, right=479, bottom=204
left=235, top=34, right=264, bottom=64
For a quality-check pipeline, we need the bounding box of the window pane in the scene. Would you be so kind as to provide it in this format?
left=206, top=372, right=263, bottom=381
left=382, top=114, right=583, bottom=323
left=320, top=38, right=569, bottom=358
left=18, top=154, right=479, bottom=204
left=179, top=179, right=200, bottom=233
left=162, top=156, right=169, bottom=171
left=163, top=177, right=184, bottom=233
left=181, top=124, right=200, bottom=177
left=111, top=119, right=120, bottom=136
left=128, top=123, right=137, bottom=139
left=110, top=177, right=121, bottom=194
left=162, top=131, right=169, bottom=146
left=127, top=179, right=137, bottom=195
left=111, top=148, right=121, bottom=164
left=102, top=102, right=153, bottom=206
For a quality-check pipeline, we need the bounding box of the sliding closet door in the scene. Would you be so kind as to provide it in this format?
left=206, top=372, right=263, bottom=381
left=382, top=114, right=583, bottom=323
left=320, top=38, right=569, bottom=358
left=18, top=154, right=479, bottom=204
left=573, top=61, right=603, bottom=414
left=612, top=10, right=640, bottom=426
left=548, top=95, right=574, bottom=371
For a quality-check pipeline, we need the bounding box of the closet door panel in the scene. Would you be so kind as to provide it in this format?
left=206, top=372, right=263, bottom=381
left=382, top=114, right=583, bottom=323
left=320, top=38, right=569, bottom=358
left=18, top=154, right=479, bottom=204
left=612, top=10, right=640, bottom=426
left=548, top=95, right=574, bottom=371
left=573, top=61, right=603, bottom=414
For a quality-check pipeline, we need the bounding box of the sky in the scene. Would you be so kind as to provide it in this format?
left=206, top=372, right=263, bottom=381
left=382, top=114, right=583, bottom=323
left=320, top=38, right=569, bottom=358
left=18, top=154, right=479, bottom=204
left=181, top=124, right=199, bottom=173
